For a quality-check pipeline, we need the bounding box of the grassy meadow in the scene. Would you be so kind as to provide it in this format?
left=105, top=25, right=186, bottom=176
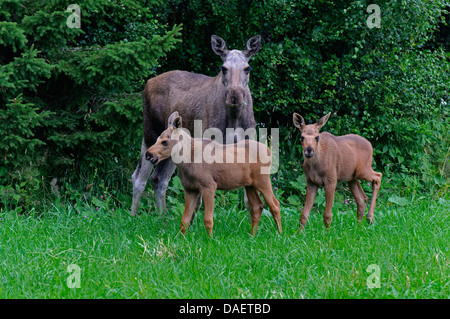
left=0, top=177, right=448, bottom=299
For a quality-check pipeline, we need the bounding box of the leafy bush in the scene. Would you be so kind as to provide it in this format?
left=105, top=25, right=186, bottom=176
left=0, top=0, right=448, bottom=211
left=0, top=0, right=182, bottom=209
left=158, top=0, right=449, bottom=198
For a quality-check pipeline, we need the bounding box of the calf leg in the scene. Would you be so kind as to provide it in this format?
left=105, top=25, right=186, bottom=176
left=201, top=186, right=216, bottom=238
left=300, top=182, right=318, bottom=230
left=357, top=182, right=369, bottom=204
left=150, top=158, right=176, bottom=214
left=245, top=186, right=264, bottom=235
left=256, top=182, right=282, bottom=234
left=243, top=189, right=251, bottom=210
left=367, top=171, right=382, bottom=224
left=348, top=180, right=367, bottom=221
left=131, top=140, right=154, bottom=216
left=180, top=190, right=201, bottom=235
left=323, top=180, right=337, bottom=228
left=189, top=195, right=202, bottom=225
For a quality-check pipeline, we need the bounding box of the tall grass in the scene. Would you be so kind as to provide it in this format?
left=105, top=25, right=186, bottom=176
left=0, top=188, right=448, bottom=299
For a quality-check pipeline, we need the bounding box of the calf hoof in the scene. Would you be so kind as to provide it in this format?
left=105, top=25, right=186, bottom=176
left=366, top=216, right=375, bottom=224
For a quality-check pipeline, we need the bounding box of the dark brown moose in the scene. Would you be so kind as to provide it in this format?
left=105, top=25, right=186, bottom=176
left=145, top=112, right=282, bottom=237
left=293, top=112, right=382, bottom=229
left=131, top=35, right=262, bottom=216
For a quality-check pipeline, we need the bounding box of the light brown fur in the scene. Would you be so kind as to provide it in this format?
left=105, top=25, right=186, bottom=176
left=146, top=112, right=282, bottom=237
left=293, top=112, right=382, bottom=229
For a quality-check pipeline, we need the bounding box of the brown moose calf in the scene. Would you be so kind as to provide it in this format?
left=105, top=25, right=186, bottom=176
left=293, top=112, right=382, bottom=229
left=146, top=112, right=282, bottom=237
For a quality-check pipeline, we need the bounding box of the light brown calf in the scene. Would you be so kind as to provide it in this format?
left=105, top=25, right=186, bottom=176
left=146, top=112, right=282, bottom=237
left=293, top=112, right=382, bottom=229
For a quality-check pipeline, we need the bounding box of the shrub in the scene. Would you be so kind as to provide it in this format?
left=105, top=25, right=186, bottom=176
left=0, top=0, right=181, bottom=209
left=158, top=0, right=449, bottom=194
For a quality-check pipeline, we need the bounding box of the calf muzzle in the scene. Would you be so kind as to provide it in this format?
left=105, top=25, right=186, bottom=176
left=145, top=151, right=159, bottom=164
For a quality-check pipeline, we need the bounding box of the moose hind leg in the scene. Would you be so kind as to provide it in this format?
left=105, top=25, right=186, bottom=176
left=356, top=181, right=369, bottom=204
left=188, top=195, right=203, bottom=225
left=150, top=158, right=176, bottom=214
left=367, top=171, right=382, bottom=224
left=348, top=180, right=367, bottom=221
left=245, top=186, right=263, bottom=235
left=257, top=183, right=282, bottom=234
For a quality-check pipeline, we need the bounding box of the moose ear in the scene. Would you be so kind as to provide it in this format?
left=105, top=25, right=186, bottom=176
left=167, top=111, right=180, bottom=128
left=172, top=116, right=182, bottom=129
left=316, top=112, right=331, bottom=130
left=243, top=35, right=261, bottom=58
left=211, top=35, right=229, bottom=60
left=293, top=113, right=305, bottom=130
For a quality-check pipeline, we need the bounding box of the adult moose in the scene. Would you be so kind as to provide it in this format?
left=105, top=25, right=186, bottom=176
left=131, top=35, right=262, bottom=216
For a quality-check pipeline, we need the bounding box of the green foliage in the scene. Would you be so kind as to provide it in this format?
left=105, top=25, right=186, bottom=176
left=159, top=0, right=449, bottom=199
left=0, top=0, right=448, bottom=211
left=0, top=45, right=53, bottom=95
left=0, top=95, right=51, bottom=166
left=0, top=0, right=182, bottom=206
left=0, top=21, right=27, bottom=52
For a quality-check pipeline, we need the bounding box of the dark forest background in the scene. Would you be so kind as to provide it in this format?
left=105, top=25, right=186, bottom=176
left=0, top=0, right=448, bottom=212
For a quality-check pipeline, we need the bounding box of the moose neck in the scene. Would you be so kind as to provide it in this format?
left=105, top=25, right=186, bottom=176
left=171, top=129, right=203, bottom=170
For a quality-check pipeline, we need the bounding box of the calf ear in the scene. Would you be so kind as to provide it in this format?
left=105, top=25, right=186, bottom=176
left=316, top=112, right=331, bottom=130
left=293, top=113, right=305, bottom=130
left=172, top=116, right=182, bottom=129
left=167, top=111, right=179, bottom=128
left=211, top=35, right=229, bottom=60
left=243, top=35, right=261, bottom=58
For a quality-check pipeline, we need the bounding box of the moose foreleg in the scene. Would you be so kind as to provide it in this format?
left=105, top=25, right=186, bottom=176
left=150, top=158, right=176, bottom=214
left=323, top=181, right=337, bottom=228
left=299, top=182, right=318, bottom=230
left=180, top=190, right=201, bottom=235
left=131, top=141, right=154, bottom=216
left=201, top=187, right=216, bottom=238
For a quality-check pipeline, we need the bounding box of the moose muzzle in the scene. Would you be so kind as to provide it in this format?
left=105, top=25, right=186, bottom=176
left=226, top=86, right=246, bottom=107
left=304, top=146, right=315, bottom=158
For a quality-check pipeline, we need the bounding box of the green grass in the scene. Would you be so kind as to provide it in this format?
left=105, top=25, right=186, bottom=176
left=0, top=189, right=448, bottom=299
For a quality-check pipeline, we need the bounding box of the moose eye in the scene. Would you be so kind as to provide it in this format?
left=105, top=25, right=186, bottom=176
left=244, top=66, right=252, bottom=74
left=316, top=136, right=320, bottom=142
left=220, top=66, right=228, bottom=75
left=300, top=136, right=304, bottom=142
left=161, top=141, right=168, bottom=146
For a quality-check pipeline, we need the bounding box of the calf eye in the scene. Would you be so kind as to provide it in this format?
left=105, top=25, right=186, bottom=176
left=244, top=66, right=252, bottom=74
left=300, top=136, right=304, bottom=142
left=316, top=136, right=320, bottom=142
left=162, top=141, right=168, bottom=146
left=220, top=66, right=228, bottom=75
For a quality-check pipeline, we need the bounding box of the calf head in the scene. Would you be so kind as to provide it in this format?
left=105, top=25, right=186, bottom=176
left=211, top=35, right=261, bottom=107
left=293, top=112, right=331, bottom=159
left=146, top=112, right=182, bottom=165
